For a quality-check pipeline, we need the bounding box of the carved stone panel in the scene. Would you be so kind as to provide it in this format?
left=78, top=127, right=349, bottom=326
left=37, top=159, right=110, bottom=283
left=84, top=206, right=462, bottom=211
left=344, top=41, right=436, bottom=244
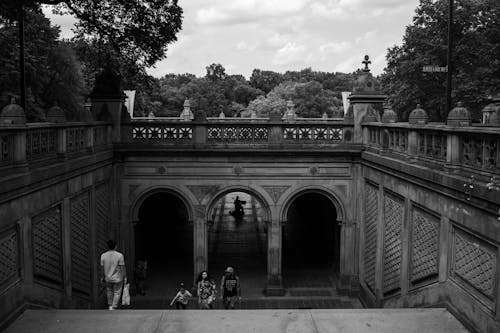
left=262, top=186, right=290, bottom=204
left=452, top=229, right=497, bottom=303
left=96, top=183, right=111, bottom=260
left=410, top=208, right=439, bottom=285
left=33, top=206, right=63, bottom=286
left=0, top=229, right=19, bottom=289
left=186, top=185, right=220, bottom=203
left=383, top=193, right=403, bottom=294
left=363, top=183, right=378, bottom=293
left=70, top=191, right=91, bottom=295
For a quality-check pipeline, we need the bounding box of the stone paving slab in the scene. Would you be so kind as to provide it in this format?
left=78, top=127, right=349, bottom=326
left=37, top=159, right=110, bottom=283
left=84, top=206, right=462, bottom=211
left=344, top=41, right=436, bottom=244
left=5, top=308, right=468, bottom=333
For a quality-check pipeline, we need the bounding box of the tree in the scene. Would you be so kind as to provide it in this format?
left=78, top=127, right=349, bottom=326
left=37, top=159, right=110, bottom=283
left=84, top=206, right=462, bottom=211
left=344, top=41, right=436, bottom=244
left=381, top=0, right=500, bottom=121
left=1, top=0, right=183, bottom=67
left=205, top=63, right=227, bottom=81
left=249, top=69, right=283, bottom=93
left=0, top=8, right=85, bottom=120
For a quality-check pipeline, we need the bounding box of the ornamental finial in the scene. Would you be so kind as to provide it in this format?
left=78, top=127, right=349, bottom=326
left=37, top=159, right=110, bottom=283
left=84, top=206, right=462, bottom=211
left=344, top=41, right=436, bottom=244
left=362, top=55, right=371, bottom=72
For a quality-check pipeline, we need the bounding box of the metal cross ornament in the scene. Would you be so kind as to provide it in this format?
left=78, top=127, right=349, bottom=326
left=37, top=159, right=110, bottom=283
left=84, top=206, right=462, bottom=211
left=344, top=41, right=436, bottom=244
left=362, top=55, right=371, bottom=72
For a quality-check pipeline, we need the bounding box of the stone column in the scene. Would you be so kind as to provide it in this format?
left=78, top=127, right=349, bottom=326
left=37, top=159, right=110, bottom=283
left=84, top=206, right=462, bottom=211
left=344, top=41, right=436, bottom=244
left=62, top=197, right=72, bottom=301
left=193, top=205, right=208, bottom=278
left=266, top=218, right=284, bottom=296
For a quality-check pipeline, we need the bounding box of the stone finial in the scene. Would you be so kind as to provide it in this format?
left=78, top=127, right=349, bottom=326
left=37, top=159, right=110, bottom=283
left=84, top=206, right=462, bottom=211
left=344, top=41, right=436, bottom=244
left=362, top=55, right=371, bottom=72
left=322, top=111, right=328, bottom=119
left=46, top=102, right=67, bottom=123
left=381, top=104, right=397, bottom=123
left=482, top=96, right=500, bottom=126
left=180, top=98, right=194, bottom=121
left=409, top=104, right=428, bottom=125
left=284, top=99, right=296, bottom=120
left=447, top=101, right=471, bottom=127
left=0, top=97, right=26, bottom=125
left=219, top=110, right=225, bottom=118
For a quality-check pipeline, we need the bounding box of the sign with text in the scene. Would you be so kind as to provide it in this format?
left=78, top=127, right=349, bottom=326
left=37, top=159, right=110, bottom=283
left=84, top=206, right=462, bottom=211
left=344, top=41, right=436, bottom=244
left=422, top=66, right=448, bottom=73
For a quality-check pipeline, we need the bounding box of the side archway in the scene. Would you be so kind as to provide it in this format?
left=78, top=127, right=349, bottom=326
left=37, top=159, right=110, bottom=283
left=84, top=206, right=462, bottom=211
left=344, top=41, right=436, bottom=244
left=129, top=186, right=196, bottom=298
left=279, top=186, right=346, bottom=286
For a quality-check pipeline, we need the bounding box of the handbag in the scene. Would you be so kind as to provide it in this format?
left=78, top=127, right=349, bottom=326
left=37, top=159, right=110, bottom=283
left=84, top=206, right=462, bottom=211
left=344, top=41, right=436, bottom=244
left=122, top=283, right=131, bottom=306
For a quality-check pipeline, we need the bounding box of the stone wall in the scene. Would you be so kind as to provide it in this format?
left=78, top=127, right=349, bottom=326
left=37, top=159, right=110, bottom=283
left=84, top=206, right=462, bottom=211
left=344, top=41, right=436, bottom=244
left=0, top=149, right=115, bottom=329
left=360, top=152, right=500, bottom=333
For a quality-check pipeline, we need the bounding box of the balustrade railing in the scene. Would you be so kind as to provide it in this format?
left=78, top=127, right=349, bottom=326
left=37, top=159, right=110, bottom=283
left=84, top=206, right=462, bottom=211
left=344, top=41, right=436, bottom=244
left=363, top=123, right=500, bottom=174
left=125, top=119, right=352, bottom=145
left=0, top=122, right=111, bottom=173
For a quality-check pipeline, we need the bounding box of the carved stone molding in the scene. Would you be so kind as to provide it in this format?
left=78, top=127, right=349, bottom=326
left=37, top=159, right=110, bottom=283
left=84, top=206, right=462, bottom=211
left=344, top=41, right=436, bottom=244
left=262, top=185, right=290, bottom=203
left=128, top=184, right=140, bottom=200
left=187, top=185, right=220, bottom=203
left=333, top=184, right=347, bottom=198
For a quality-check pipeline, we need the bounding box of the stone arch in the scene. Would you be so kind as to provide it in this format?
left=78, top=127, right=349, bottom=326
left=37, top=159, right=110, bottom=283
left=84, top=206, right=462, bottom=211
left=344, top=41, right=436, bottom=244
left=203, top=185, right=272, bottom=222
left=279, top=185, right=346, bottom=223
left=130, top=185, right=195, bottom=222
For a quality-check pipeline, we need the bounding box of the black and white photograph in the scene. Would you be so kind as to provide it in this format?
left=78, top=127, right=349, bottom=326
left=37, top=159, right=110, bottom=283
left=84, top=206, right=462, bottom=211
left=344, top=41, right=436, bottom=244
left=0, top=0, right=499, bottom=332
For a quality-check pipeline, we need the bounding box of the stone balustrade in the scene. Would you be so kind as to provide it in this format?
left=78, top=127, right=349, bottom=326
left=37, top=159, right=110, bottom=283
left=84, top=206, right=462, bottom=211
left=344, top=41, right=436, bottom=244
left=0, top=122, right=112, bottom=174
left=363, top=122, right=500, bottom=174
left=122, top=118, right=354, bottom=146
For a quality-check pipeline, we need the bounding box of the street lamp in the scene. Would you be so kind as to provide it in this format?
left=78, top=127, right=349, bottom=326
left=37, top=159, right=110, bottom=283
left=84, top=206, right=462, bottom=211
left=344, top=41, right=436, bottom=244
left=445, top=0, right=454, bottom=114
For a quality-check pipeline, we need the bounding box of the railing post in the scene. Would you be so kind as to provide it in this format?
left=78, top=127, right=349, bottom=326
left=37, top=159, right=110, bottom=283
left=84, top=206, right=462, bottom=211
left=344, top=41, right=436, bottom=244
left=193, top=122, right=207, bottom=147
left=57, top=127, right=67, bottom=158
left=86, top=125, right=94, bottom=152
left=407, top=129, right=418, bottom=158
left=446, top=132, right=461, bottom=168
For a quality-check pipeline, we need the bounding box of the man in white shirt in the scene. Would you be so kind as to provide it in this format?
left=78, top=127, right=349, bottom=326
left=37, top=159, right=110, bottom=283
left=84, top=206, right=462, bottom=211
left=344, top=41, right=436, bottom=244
left=100, top=240, right=127, bottom=310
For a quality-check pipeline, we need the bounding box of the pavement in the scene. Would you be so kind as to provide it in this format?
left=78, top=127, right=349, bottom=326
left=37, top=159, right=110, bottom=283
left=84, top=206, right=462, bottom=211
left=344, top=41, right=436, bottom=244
left=5, top=309, right=469, bottom=333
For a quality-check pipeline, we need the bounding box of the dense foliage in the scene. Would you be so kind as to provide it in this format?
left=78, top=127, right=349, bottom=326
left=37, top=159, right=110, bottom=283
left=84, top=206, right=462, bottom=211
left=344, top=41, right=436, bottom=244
left=381, top=0, right=500, bottom=121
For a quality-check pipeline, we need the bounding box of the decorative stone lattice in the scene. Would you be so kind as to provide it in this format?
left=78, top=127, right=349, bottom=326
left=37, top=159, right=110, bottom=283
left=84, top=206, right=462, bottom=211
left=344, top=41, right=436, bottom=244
left=66, top=127, right=87, bottom=152
left=26, top=129, right=57, bottom=158
left=461, top=135, right=499, bottom=172
left=388, top=129, right=407, bottom=153
left=70, top=192, right=91, bottom=295
left=95, top=184, right=111, bottom=260
left=0, top=134, right=13, bottom=164
left=410, top=208, right=439, bottom=284
left=418, top=131, right=447, bottom=161
left=453, top=231, right=497, bottom=299
left=0, top=230, right=19, bottom=288
left=33, top=206, right=63, bottom=285
left=283, top=127, right=342, bottom=142
left=383, top=194, right=403, bottom=293
left=133, top=126, right=193, bottom=140
left=93, top=126, right=108, bottom=147
left=207, top=126, right=268, bottom=142
left=363, top=183, right=378, bottom=292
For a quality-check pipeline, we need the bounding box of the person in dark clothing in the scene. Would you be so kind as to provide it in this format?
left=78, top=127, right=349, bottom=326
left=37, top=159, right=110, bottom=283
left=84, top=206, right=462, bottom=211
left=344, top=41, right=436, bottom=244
left=220, top=266, right=241, bottom=309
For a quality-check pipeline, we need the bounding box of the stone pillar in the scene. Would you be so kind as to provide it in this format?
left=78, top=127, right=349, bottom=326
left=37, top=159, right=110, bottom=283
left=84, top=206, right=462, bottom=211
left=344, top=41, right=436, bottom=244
left=89, top=186, right=98, bottom=307
left=62, top=197, right=72, bottom=301
left=13, top=131, right=28, bottom=172
left=374, top=184, right=385, bottom=305
left=193, top=205, right=208, bottom=278
left=91, top=97, right=125, bottom=142
left=266, top=218, right=284, bottom=295
left=19, top=217, right=33, bottom=297
left=56, top=127, right=67, bottom=158
left=400, top=198, right=411, bottom=305
left=439, top=216, right=450, bottom=283
left=446, top=134, right=461, bottom=168
left=347, top=56, right=386, bottom=143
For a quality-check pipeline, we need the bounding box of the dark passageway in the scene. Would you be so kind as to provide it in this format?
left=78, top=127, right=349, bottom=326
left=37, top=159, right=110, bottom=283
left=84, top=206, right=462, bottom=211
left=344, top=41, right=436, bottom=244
left=134, top=192, right=193, bottom=305
left=283, top=192, right=340, bottom=288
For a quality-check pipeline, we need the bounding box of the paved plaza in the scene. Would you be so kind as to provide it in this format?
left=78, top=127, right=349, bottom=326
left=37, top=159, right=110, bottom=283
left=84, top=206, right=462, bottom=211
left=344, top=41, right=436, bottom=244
left=5, top=309, right=468, bottom=333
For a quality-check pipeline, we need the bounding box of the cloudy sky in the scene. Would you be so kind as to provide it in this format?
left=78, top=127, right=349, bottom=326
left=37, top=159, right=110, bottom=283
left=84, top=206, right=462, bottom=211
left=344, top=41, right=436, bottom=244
left=45, top=0, right=420, bottom=78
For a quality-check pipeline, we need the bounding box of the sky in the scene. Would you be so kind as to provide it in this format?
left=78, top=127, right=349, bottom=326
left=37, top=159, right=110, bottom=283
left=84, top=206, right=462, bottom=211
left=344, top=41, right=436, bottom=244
left=44, top=0, right=421, bottom=78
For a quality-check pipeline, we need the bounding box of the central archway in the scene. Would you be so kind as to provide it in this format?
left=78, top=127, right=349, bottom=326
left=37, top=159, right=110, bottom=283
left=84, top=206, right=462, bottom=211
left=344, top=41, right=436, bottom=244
left=282, top=189, right=341, bottom=289
left=206, top=188, right=271, bottom=296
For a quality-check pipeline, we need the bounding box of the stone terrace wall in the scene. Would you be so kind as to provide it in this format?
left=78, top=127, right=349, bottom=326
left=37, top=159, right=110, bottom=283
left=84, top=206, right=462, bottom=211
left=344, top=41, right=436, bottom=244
left=359, top=124, right=500, bottom=333
left=0, top=122, right=116, bottom=329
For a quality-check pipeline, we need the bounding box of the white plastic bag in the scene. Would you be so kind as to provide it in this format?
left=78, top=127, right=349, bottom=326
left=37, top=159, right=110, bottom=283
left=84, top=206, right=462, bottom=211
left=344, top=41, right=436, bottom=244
left=122, top=283, right=130, bottom=306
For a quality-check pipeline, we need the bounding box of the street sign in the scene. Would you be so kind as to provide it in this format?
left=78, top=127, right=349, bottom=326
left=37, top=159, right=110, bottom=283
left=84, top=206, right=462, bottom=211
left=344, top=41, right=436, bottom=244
left=423, top=65, right=448, bottom=73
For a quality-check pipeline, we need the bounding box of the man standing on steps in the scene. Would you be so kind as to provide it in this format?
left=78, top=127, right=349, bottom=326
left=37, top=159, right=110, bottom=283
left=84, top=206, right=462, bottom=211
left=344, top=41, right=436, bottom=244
left=220, top=267, right=241, bottom=309
left=101, top=240, right=127, bottom=310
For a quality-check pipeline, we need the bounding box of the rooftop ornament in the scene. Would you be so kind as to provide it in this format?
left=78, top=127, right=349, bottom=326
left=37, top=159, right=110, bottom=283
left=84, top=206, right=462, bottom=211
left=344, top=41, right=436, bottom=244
left=180, top=99, right=194, bottom=121
left=482, top=95, right=500, bottom=126
left=447, top=101, right=471, bottom=127
left=0, top=97, right=26, bottom=125
left=381, top=104, right=397, bottom=123
left=409, top=104, right=428, bottom=125
left=283, top=100, right=296, bottom=121
left=362, top=55, right=371, bottom=72
left=46, top=102, right=67, bottom=123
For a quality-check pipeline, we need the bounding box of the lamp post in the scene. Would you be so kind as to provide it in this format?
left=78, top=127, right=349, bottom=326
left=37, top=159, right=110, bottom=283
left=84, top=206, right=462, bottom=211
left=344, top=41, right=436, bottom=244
left=18, top=4, right=26, bottom=110
left=445, top=0, right=454, bottom=115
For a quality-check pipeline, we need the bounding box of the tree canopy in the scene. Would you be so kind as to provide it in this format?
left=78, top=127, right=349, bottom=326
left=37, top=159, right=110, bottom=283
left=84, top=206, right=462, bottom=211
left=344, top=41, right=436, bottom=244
left=1, top=0, right=183, bottom=67
left=381, top=0, right=500, bottom=121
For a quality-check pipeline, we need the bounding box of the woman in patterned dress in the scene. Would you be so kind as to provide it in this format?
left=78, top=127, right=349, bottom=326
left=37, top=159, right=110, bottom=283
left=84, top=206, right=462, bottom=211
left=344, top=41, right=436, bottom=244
left=196, top=271, right=216, bottom=309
